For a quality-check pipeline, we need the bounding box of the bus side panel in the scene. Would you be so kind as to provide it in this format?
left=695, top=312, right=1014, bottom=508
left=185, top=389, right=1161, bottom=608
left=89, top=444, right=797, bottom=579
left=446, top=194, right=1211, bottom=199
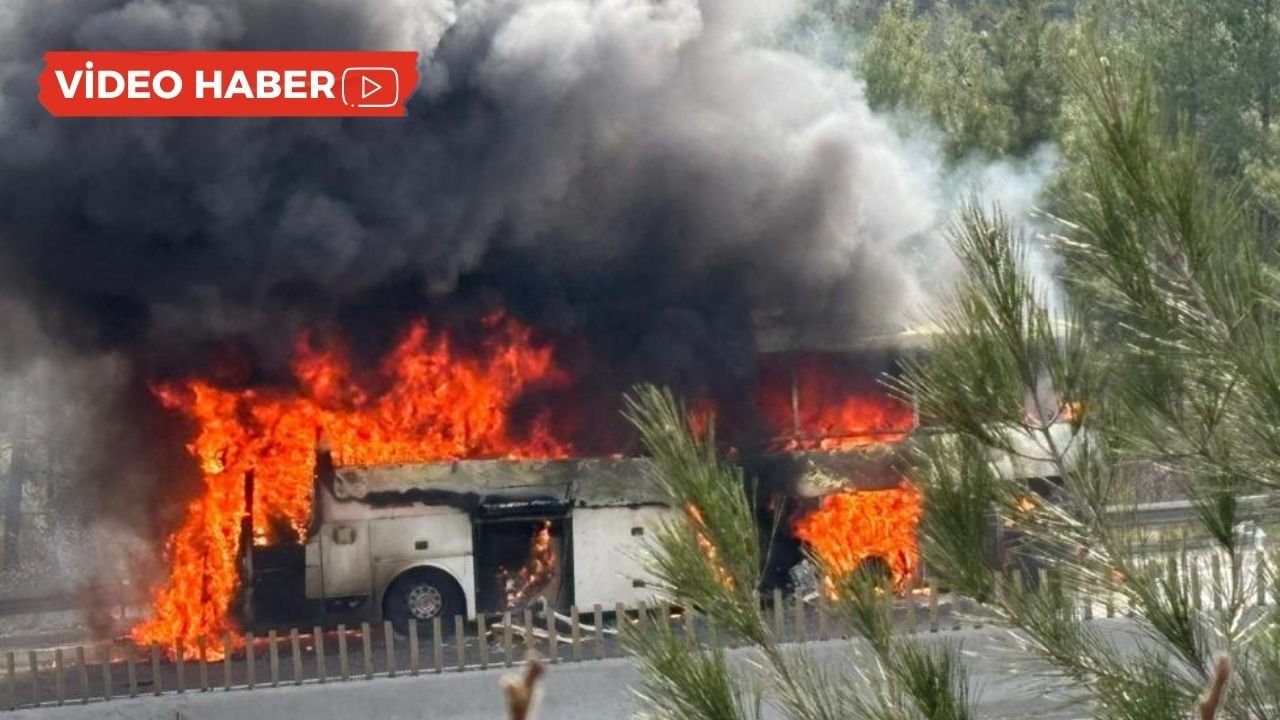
left=571, top=505, right=674, bottom=609
left=317, top=519, right=372, bottom=598
left=370, top=511, right=476, bottom=617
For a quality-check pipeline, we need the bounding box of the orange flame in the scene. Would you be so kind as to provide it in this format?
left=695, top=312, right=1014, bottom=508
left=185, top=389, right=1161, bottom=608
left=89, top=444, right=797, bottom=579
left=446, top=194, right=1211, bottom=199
left=792, top=483, right=923, bottom=592
left=1003, top=494, right=1040, bottom=527
left=686, top=503, right=735, bottom=589
left=1060, top=401, right=1082, bottom=423
left=758, top=355, right=915, bottom=451
left=132, top=313, right=571, bottom=657
left=688, top=396, right=716, bottom=441
left=501, top=521, right=557, bottom=609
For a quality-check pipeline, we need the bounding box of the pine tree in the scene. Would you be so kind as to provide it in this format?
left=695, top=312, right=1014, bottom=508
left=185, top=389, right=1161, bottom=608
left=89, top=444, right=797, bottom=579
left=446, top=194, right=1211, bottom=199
left=856, top=0, right=1069, bottom=161
left=619, top=56, right=1277, bottom=720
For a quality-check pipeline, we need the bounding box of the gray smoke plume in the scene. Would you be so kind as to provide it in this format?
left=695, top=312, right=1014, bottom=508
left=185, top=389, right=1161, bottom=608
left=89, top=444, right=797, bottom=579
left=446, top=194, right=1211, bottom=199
left=0, top=0, right=1054, bottom=598
left=0, top=300, right=179, bottom=603
left=0, top=0, right=945, bottom=371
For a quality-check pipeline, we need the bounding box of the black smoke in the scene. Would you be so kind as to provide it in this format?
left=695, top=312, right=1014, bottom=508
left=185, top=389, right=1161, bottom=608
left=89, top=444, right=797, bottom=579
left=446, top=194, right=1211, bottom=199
left=0, top=0, right=956, bottom=578
left=1, top=0, right=938, bottom=373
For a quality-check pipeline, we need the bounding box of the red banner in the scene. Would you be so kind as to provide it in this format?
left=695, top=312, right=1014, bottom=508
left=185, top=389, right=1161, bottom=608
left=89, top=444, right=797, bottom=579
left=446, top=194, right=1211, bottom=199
left=38, top=51, right=419, bottom=117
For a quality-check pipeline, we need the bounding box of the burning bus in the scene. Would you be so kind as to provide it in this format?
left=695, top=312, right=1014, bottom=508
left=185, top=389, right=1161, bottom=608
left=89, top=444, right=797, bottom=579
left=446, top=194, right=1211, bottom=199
left=263, top=322, right=1026, bottom=629
left=133, top=315, right=1070, bottom=652
left=301, top=452, right=676, bottom=629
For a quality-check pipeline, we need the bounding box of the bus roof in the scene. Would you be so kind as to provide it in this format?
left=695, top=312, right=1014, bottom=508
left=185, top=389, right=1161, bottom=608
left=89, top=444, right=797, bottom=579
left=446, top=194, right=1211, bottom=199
left=329, top=457, right=668, bottom=508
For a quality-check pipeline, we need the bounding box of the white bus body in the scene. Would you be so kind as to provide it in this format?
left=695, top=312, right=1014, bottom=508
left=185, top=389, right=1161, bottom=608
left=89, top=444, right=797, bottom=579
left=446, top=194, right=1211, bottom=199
left=303, top=455, right=678, bottom=627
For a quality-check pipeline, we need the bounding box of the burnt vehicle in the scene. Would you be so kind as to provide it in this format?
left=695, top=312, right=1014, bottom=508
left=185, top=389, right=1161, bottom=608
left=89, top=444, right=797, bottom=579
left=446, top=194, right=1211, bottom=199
left=237, top=324, right=1070, bottom=630
left=302, top=454, right=676, bottom=629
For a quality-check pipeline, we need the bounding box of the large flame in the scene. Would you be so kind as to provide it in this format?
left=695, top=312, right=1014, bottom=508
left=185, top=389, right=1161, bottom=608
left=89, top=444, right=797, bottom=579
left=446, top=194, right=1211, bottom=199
left=132, top=313, right=571, bottom=656
left=792, top=483, right=923, bottom=592
left=758, top=354, right=916, bottom=451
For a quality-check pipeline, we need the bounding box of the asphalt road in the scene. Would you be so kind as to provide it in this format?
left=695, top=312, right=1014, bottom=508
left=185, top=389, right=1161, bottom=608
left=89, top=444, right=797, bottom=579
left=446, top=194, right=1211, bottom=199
left=8, top=622, right=1099, bottom=720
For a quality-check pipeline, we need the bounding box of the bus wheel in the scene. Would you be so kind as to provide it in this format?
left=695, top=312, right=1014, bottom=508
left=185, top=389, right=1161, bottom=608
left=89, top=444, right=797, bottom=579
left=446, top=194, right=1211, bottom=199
left=385, top=568, right=464, bottom=633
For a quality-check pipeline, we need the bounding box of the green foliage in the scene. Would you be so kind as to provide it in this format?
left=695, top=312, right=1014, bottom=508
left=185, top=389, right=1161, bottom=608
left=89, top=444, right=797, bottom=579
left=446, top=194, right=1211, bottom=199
left=1097, top=0, right=1280, bottom=180
left=628, top=3, right=1280, bottom=717
left=1057, top=53, right=1280, bottom=497
left=899, top=55, right=1280, bottom=719
left=909, top=437, right=1000, bottom=602
left=859, top=1, right=937, bottom=116
left=820, top=0, right=1278, bottom=232
left=1060, top=0, right=1277, bottom=237
left=886, top=641, right=974, bottom=720
left=623, top=386, right=977, bottom=720
left=855, top=0, right=1069, bottom=161
left=624, top=617, right=759, bottom=720
left=623, top=386, right=766, bottom=645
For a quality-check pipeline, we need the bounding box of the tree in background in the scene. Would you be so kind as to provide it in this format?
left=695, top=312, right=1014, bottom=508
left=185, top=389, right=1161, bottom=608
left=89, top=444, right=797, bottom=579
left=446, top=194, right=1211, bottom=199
left=855, top=0, right=1069, bottom=161
left=826, top=0, right=1279, bottom=235
left=1082, top=0, right=1280, bottom=240
left=901, top=54, right=1280, bottom=717
left=1234, top=0, right=1280, bottom=239
left=620, top=56, right=1276, bottom=719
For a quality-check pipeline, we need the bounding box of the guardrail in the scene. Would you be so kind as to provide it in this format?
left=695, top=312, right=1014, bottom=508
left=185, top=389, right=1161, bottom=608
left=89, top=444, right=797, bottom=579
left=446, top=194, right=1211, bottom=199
left=1114, top=494, right=1275, bottom=528
left=0, top=584, right=961, bottom=711
left=1, top=550, right=1276, bottom=714
left=0, top=496, right=1274, bottom=712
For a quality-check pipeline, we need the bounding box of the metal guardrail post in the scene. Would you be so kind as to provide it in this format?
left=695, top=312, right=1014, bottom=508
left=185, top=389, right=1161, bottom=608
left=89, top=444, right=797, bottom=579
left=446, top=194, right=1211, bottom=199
left=313, top=626, right=327, bottom=683
left=383, top=621, right=396, bottom=678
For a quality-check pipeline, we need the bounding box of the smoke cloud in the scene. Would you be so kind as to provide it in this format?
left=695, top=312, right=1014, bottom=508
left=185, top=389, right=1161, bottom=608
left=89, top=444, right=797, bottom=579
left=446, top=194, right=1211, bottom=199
left=0, top=301, right=184, bottom=599
left=0, top=0, right=950, bottom=373
left=0, top=0, right=1055, bottom=591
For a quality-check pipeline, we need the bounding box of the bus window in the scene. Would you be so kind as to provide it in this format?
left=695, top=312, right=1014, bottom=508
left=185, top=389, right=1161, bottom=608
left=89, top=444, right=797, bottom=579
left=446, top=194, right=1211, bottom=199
left=756, top=350, right=916, bottom=451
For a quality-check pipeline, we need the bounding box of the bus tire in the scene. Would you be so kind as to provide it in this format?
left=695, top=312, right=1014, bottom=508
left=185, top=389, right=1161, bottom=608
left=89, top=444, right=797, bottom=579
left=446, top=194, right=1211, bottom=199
left=384, top=568, right=465, bottom=634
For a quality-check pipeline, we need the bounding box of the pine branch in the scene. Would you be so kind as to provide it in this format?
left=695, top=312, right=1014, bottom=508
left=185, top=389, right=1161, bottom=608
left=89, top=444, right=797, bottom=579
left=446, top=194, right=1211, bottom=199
left=625, top=385, right=978, bottom=720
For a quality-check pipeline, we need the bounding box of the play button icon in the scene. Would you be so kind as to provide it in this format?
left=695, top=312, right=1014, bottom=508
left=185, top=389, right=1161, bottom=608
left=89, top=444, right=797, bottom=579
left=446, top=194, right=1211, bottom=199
left=341, top=67, right=400, bottom=108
